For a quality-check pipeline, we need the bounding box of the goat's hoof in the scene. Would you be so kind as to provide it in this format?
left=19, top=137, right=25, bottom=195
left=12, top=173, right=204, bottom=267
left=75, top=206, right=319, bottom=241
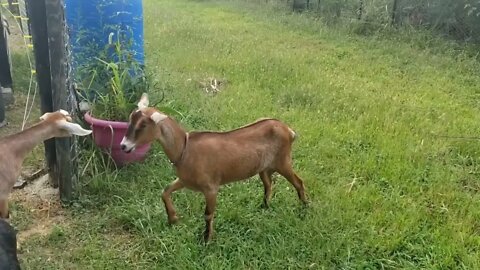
left=260, top=203, right=269, bottom=209
left=203, top=232, right=213, bottom=243
left=297, top=204, right=310, bottom=220
left=168, top=216, right=179, bottom=225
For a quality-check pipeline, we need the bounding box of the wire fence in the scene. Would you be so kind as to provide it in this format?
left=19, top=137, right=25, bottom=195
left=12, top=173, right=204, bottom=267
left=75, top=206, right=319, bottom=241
left=0, top=0, right=37, bottom=129
left=62, top=0, right=84, bottom=194
left=266, top=0, right=480, bottom=42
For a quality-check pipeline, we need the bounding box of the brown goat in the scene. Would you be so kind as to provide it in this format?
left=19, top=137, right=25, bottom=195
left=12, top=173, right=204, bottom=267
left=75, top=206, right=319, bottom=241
left=121, top=94, right=307, bottom=242
left=0, top=110, right=92, bottom=219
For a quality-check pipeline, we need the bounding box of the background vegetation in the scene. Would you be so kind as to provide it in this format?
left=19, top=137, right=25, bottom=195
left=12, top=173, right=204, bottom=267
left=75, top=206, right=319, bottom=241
left=286, top=0, right=480, bottom=42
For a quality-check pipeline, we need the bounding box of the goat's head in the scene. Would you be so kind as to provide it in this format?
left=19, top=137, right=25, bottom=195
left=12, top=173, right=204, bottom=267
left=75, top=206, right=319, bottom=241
left=120, top=93, right=168, bottom=153
left=40, top=109, right=92, bottom=137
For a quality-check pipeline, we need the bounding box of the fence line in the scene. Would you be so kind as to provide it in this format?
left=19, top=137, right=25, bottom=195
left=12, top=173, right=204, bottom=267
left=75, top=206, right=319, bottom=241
left=276, top=0, right=480, bottom=42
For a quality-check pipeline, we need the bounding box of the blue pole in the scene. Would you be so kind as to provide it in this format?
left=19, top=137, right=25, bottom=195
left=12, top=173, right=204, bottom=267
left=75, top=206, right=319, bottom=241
left=65, top=0, right=144, bottom=70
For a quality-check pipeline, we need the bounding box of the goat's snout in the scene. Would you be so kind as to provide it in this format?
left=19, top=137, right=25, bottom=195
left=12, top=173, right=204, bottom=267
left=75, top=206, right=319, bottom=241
left=120, top=137, right=135, bottom=153
left=120, top=143, right=133, bottom=153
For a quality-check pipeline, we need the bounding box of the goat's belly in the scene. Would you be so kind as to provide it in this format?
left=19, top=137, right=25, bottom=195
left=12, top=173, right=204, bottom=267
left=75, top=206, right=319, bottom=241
left=220, top=152, right=274, bottom=184
left=220, top=168, right=261, bottom=185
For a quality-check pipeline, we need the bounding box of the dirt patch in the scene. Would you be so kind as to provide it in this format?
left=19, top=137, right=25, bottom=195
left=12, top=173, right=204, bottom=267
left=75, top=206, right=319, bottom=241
left=11, top=174, right=68, bottom=245
left=17, top=215, right=66, bottom=245
left=22, top=174, right=58, bottom=201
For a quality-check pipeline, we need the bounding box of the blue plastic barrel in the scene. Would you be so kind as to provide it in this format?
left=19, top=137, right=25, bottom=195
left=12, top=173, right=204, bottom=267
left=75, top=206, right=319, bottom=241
left=65, top=0, right=144, bottom=69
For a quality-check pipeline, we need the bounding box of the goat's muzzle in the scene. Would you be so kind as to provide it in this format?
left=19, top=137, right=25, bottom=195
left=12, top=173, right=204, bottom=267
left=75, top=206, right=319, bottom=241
left=120, top=137, right=135, bottom=153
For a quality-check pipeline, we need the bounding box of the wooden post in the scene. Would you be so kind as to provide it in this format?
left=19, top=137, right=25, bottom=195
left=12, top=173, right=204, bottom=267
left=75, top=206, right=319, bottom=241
left=0, top=8, right=13, bottom=94
left=338, top=1, right=343, bottom=18
left=293, top=0, right=306, bottom=12
left=45, top=0, right=74, bottom=202
left=26, top=0, right=58, bottom=187
left=391, top=0, right=399, bottom=26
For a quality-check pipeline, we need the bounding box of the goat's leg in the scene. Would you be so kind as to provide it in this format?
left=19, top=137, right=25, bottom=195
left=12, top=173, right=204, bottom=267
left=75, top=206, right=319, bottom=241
left=203, top=191, right=217, bottom=242
left=162, top=178, right=184, bottom=224
left=0, top=198, right=8, bottom=219
left=259, top=171, right=273, bottom=208
left=277, top=165, right=308, bottom=205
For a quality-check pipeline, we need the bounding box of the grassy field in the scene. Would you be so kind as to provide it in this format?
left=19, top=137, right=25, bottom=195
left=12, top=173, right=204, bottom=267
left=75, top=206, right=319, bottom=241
left=11, top=0, right=480, bottom=268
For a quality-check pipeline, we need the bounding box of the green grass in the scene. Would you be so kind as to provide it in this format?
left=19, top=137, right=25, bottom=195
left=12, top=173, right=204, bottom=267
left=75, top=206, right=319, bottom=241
left=0, top=51, right=43, bottom=168
left=13, top=0, right=480, bottom=268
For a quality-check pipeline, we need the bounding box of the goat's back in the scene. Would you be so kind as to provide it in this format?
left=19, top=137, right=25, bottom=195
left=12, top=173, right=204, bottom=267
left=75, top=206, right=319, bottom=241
left=180, top=119, right=296, bottom=185
left=191, top=118, right=295, bottom=141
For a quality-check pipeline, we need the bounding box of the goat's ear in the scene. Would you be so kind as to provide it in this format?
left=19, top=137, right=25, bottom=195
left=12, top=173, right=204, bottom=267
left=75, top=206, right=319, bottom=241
left=150, top=112, right=167, bottom=124
left=58, top=121, right=92, bottom=136
left=40, top=112, right=51, bottom=120
left=58, top=109, right=72, bottom=121
left=58, top=109, right=70, bottom=116
left=137, top=93, right=149, bottom=109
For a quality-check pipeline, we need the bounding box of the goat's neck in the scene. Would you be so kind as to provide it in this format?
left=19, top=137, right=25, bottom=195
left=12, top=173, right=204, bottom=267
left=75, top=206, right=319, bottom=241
left=9, top=121, right=55, bottom=160
left=156, top=118, right=187, bottom=164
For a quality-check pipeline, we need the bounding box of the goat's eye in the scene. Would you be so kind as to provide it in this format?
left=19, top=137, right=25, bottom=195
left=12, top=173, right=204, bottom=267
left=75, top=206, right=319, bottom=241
left=140, top=123, right=147, bottom=129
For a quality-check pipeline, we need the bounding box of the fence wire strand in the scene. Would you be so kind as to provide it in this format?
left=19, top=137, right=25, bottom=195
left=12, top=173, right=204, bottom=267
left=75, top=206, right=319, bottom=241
left=276, top=0, right=480, bottom=42
left=0, top=0, right=37, bottom=130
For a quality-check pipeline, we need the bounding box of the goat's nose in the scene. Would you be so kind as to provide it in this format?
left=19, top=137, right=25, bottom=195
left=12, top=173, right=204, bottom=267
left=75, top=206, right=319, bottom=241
left=121, top=144, right=126, bottom=151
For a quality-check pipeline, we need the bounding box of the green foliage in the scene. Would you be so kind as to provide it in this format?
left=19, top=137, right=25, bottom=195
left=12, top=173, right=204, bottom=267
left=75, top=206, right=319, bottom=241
left=10, top=52, right=30, bottom=93
left=76, top=32, right=150, bottom=121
